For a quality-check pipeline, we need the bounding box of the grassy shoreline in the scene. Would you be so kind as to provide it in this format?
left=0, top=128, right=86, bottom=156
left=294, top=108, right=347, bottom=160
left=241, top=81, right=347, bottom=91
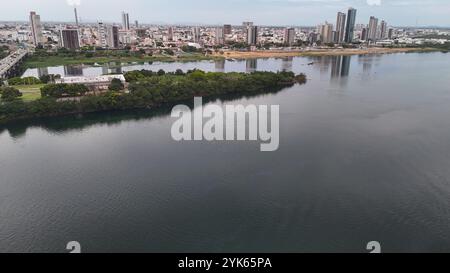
left=214, top=47, right=440, bottom=59
left=22, top=47, right=441, bottom=69
left=24, top=54, right=224, bottom=69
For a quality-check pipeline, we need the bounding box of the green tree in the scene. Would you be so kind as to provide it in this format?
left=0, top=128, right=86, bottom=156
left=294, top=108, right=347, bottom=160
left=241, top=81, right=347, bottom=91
left=8, top=76, right=41, bottom=86
left=0, top=87, right=23, bottom=101
left=39, top=74, right=52, bottom=84
left=175, top=69, right=185, bottom=76
left=108, top=78, right=125, bottom=91
left=165, top=49, right=175, bottom=56
left=41, top=84, right=89, bottom=98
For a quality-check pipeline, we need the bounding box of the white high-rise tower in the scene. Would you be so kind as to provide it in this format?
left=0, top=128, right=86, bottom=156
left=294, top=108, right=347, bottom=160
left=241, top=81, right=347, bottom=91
left=122, top=12, right=130, bottom=30
left=29, top=11, right=44, bottom=46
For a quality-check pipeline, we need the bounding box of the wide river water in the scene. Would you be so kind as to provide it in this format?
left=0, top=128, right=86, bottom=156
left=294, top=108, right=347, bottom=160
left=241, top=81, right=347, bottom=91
left=2, top=52, right=450, bottom=253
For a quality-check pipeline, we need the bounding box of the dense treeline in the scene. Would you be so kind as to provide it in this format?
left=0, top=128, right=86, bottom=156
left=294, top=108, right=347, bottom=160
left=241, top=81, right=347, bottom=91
left=0, top=70, right=307, bottom=124
left=32, top=47, right=152, bottom=59
left=126, top=69, right=305, bottom=102
left=8, top=76, right=42, bottom=85
left=0, top=86, right=22, bottom=101
left=41, top=84, right=89, bottom=98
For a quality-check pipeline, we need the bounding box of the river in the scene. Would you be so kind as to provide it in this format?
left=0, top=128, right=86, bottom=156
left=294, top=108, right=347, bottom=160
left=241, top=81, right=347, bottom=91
left=2, top=52, right=450, bottom=253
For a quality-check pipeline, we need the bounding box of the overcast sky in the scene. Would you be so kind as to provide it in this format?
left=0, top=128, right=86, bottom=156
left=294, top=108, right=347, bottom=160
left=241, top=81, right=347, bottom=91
left=1, top=0, right=449, bottom=27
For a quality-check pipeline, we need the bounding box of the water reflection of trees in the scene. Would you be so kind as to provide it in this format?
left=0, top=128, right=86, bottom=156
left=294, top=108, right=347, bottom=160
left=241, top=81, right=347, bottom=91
left=281, top=57, right=293, bottom=72
left=215, top=59, right=225, bottom=72
left=246, top=59, right=258, bottom=73
left=64, top=65, right=83, bottom=76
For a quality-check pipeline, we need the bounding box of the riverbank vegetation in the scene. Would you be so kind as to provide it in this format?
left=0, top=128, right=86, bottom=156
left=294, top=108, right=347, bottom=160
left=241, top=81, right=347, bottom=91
left=7, top=76, right=42, bottom=85
left=22, top=45, right=444, bottom=69
left=0, top=86, right=22, bottom=101
left=412, top=42, right=450, bottom=52
left=0, top=70, right=307, bottom=124
left=24, top=48, right=223, bottom=68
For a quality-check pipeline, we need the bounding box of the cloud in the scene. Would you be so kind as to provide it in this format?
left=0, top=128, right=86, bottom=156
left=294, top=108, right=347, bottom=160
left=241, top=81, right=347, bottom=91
left=367, top=0, right=381, bottom=6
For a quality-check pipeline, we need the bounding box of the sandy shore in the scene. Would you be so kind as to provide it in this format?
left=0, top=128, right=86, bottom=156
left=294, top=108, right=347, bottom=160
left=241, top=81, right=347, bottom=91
left=214, top=47, right=438, bottom=59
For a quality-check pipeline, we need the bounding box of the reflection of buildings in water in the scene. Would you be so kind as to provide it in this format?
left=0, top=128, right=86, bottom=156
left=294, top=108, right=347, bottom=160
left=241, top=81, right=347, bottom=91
left=109, top=66, right=123, bottom=74
left=37, top=67, right=49, bottom=78
left=215, top=59, right=225, bottom=72
left=318, top=56, right=332, bottom=74
left=311, top=55, right=351, bottom=80
left=281, top=57, right=293, bottom=72
left=328, top=55, right=351, bottom=87
left=328, top=56, right=351, bottom=78
left=357, top=54, right=381, bottom=75
left=102, top=62, right=123, bottom=75
left=64, top=65, right=83, bottom=77
left=340, top=56, right=350, bottom=77
left=330, top=56, right=342, bottom=78
left=102, top=66, right=109, bottom=75
left=246, top=59, right=257, bottom=73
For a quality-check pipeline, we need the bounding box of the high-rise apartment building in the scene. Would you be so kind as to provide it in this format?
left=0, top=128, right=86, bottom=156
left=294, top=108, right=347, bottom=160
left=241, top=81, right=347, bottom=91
left=30, top=11, right=44, bottom=46
left=121, top=12, right=130, bottom=30
left=344, top=7, right=357, bottom=43
left=168, top=27, right=174, bottom=41
left=319, top=22, right=334, bottom=44
left=106, top=25, right=119, bottom=48
left=284, top=28, right=295, bottom=46
left=60, top=29, right=80, bottom=50
left=368, top=16, right=379, bottom=41
left=223, top=24, right=232, bottom=35
left=247, top=26, right=258, bottom=45
left=98, top=22, right=107, bottom=47
left=361, top=27, right=368, bottom=41
left=192, top=27, right=201, bottom=43
left=216, top=27, right=225, bottom=45
left=380, top=20, right=388, bottom=39
left=336, top=12, right=346, bottom=43
left=388, top=28, right=394, bottom=39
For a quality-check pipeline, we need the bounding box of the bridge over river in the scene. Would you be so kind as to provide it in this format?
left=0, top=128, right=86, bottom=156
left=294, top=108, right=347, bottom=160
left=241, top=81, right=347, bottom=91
left=0, top=49, right=28, bottom=80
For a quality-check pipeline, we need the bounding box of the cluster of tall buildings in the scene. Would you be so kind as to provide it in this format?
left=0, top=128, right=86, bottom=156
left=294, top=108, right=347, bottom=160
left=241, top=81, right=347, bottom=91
left=29, top=10, right=135, bottom=50
left=317, top=7, right=357, bottom=44
left=317, top=7, right=391, bottom=44
left=212, top=22, right=259, bottom=46
left=361, top=17, right=391, bottom=42
left=97, top=22, right=119, bottom=48
left=27, top=7, right=397, bottom=52
left=121, top=12, right=130, bottom=31
left=211, top=24, right=232, bottom=45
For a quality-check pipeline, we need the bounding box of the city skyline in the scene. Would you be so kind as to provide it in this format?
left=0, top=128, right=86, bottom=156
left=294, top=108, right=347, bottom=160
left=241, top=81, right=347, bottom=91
left=0, top=0, right=449, bottom=27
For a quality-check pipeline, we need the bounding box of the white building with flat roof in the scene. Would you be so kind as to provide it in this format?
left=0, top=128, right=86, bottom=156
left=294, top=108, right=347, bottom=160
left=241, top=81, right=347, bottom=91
left=56, top=74, right=126, bottom=91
